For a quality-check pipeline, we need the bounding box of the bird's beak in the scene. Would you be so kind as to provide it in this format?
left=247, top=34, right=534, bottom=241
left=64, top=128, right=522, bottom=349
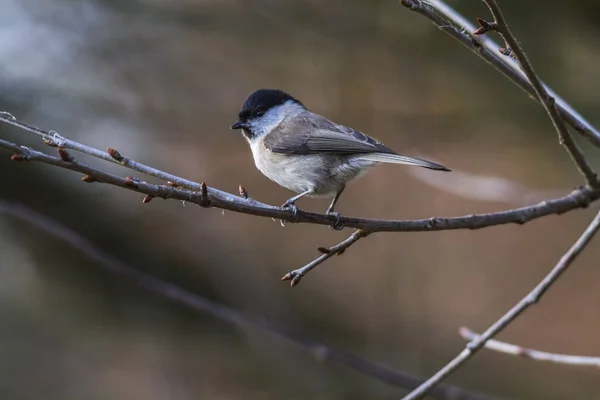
left=230, top=120, right=248, bottom=130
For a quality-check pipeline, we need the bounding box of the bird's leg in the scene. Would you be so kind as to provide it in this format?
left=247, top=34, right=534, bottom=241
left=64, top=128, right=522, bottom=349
left=326, top=186, right=345, bottom=230
left=325, top=186, right=345, bottom=214
left=282, top=190, right=312, bottom=216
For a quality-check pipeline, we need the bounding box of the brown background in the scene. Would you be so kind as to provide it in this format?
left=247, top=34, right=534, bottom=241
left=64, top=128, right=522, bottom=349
left=1, top=0, right=600, bottom=398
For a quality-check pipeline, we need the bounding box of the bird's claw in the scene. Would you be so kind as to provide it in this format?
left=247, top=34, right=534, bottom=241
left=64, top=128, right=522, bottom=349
left=281, top=201, right=298, bottom=216
left=327, top=211, right=344, bottom=230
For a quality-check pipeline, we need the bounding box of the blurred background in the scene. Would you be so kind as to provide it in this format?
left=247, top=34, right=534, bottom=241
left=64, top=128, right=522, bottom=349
left=1, top=0, right=600, bottom=398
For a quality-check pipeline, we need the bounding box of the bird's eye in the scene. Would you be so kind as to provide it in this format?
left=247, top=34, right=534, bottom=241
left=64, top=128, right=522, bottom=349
left=255, top=110, right=265, bottom=117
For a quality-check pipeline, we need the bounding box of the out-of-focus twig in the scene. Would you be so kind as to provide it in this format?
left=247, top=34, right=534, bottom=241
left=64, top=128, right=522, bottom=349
left=399, top=0, right=600, bottom=148
left=407, top=167, right=567, bottom=205
left=402, top=210, right=600, bottom=400
left=475, top=0, right=596, bottom=185
left=281, top=230, right=369, bottom=286
left=459, top=327, right=600, bottom=368
left=0, top=200, right=497, bottom=400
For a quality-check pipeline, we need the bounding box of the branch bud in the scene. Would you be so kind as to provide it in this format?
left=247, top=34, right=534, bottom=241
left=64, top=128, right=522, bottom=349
left=58, top=148, right=74, bottom=162
left=474, top=17, right=498, bottom=35
left=125, top=176, right=139, bottom=188
left=499, top=47, right=513, bottom=57
left=239, top=184, right=249, bottom=199
left=81, top=175, right=97, bottom=183
left=317, top=247, right=331, bottom=254
left=199, top=182, right=210, bottom=207
left=107, top=147, right=124, bottom=162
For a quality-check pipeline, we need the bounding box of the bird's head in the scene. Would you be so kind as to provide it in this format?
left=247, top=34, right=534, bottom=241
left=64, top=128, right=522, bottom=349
left=230, top=89, right=305, bottom=141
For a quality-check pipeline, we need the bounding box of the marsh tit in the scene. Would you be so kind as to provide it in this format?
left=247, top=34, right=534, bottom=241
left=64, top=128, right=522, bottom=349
left=230, top=89, right=450, bottom=226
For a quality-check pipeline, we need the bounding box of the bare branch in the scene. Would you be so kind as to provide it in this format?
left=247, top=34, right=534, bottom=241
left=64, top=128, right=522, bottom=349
left=400, top=2, right=600, bottom=396
left=0, top=138, right=206, bottom=205
left=0, top=200, right=497, bottom=400
left=0, top=114, right=235, bottom=194
left=478, top=0, right=596, bottom=185
left=402, top=210, right=600, bottom=400
left=1, top=117, right=598, bottom=235
left=399, top=0, right=600, bottom=148
left=2, top=110, right=599, bottom=287
left=459, top=327, right=600, bottom=368
left=281, top=230, right=369, bottom=286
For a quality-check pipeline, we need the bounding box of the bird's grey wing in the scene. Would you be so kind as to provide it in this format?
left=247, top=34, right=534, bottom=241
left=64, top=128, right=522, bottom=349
left=263, top=112, right=396, bottom=155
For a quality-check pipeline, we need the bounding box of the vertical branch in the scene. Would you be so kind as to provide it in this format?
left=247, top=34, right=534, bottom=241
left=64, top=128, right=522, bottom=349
left=399, top=0, right=600, bottom=148
left=478, top=0, right=597, bottom=185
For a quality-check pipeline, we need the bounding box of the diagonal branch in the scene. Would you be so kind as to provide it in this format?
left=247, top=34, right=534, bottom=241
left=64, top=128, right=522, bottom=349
left=0, top=113, right=247, bottom=195
left=477, top=0, right=596, bottom=185
left=1, top=118, right=598, bottom=234
left=459, top=327, right=600, bottom=368
left=399, top=0, right=600, bottom=148
left=402, top=210, right=600, bottom=400
left=0, top=138, right=210, bottom=205
left=2, top=111, right=598, bottom=287
left=0, top=200, right=498, bottom=400
left=281, top=230, right=369, bottom=286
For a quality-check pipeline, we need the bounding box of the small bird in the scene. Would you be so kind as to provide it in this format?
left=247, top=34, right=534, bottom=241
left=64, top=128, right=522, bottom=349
left=230, top=89, right=450, bottom=227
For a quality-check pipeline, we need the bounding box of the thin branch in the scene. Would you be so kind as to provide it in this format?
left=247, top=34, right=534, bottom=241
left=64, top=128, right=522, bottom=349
left=1, top=118, right=598, bottom=234
left=281, top=230, right=369, bottom=286
left=0, top=138, right=208, bottom=204
left=1, top=110, right=598, bottom=288
left=2, top=115, right=599, bottom=288
left=399, top=0, right=600, bottom=148
left=401, top=2, right=600, bottom=396
left=0, top=200, right=498, bottom=400
left=0, top=114, right=244, bottom=195
left=478, top=0, right=596, bottom=185
left=459, top=327, right=600, bottom=368
left=402, top=210, right=600, bottom=400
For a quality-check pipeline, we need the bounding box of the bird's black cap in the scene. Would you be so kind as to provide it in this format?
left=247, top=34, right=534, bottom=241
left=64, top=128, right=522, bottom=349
left=237, top=89, right=304, bottom=121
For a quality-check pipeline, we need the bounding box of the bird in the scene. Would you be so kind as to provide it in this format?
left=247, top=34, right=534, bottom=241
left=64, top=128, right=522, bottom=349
left=230, top=88, right=450, bottom=228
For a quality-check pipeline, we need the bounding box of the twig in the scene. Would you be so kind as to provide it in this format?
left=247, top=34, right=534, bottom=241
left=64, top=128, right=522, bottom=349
left=0, top=200, right=497, bottom=400
left=459, top=327, right=600, bottom=367
left=0, top=124, right=598, bottom=233
left=0, top=114, right=225, bottom=194
left=281, top=230, right=369, bottom=286
left=478, top=0, right=597, bottom=185
left=399, top=0, right=600, bottom=148
left=402, top=210, right=600, bottom=400
left=0, top=138, right=206, bottom=204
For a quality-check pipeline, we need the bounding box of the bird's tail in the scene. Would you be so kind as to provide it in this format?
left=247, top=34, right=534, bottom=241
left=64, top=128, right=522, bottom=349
left=357, top=153, right=451, bottom=171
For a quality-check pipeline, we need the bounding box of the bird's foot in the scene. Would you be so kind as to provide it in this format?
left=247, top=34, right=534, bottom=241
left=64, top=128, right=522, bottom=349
left=281, top=201, right=298, bottom=217
left=326, top=211, right=344, bottom=230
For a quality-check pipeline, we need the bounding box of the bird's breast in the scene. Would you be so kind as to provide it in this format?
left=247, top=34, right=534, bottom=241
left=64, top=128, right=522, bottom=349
left=249, top=139, right=363, bottom=196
